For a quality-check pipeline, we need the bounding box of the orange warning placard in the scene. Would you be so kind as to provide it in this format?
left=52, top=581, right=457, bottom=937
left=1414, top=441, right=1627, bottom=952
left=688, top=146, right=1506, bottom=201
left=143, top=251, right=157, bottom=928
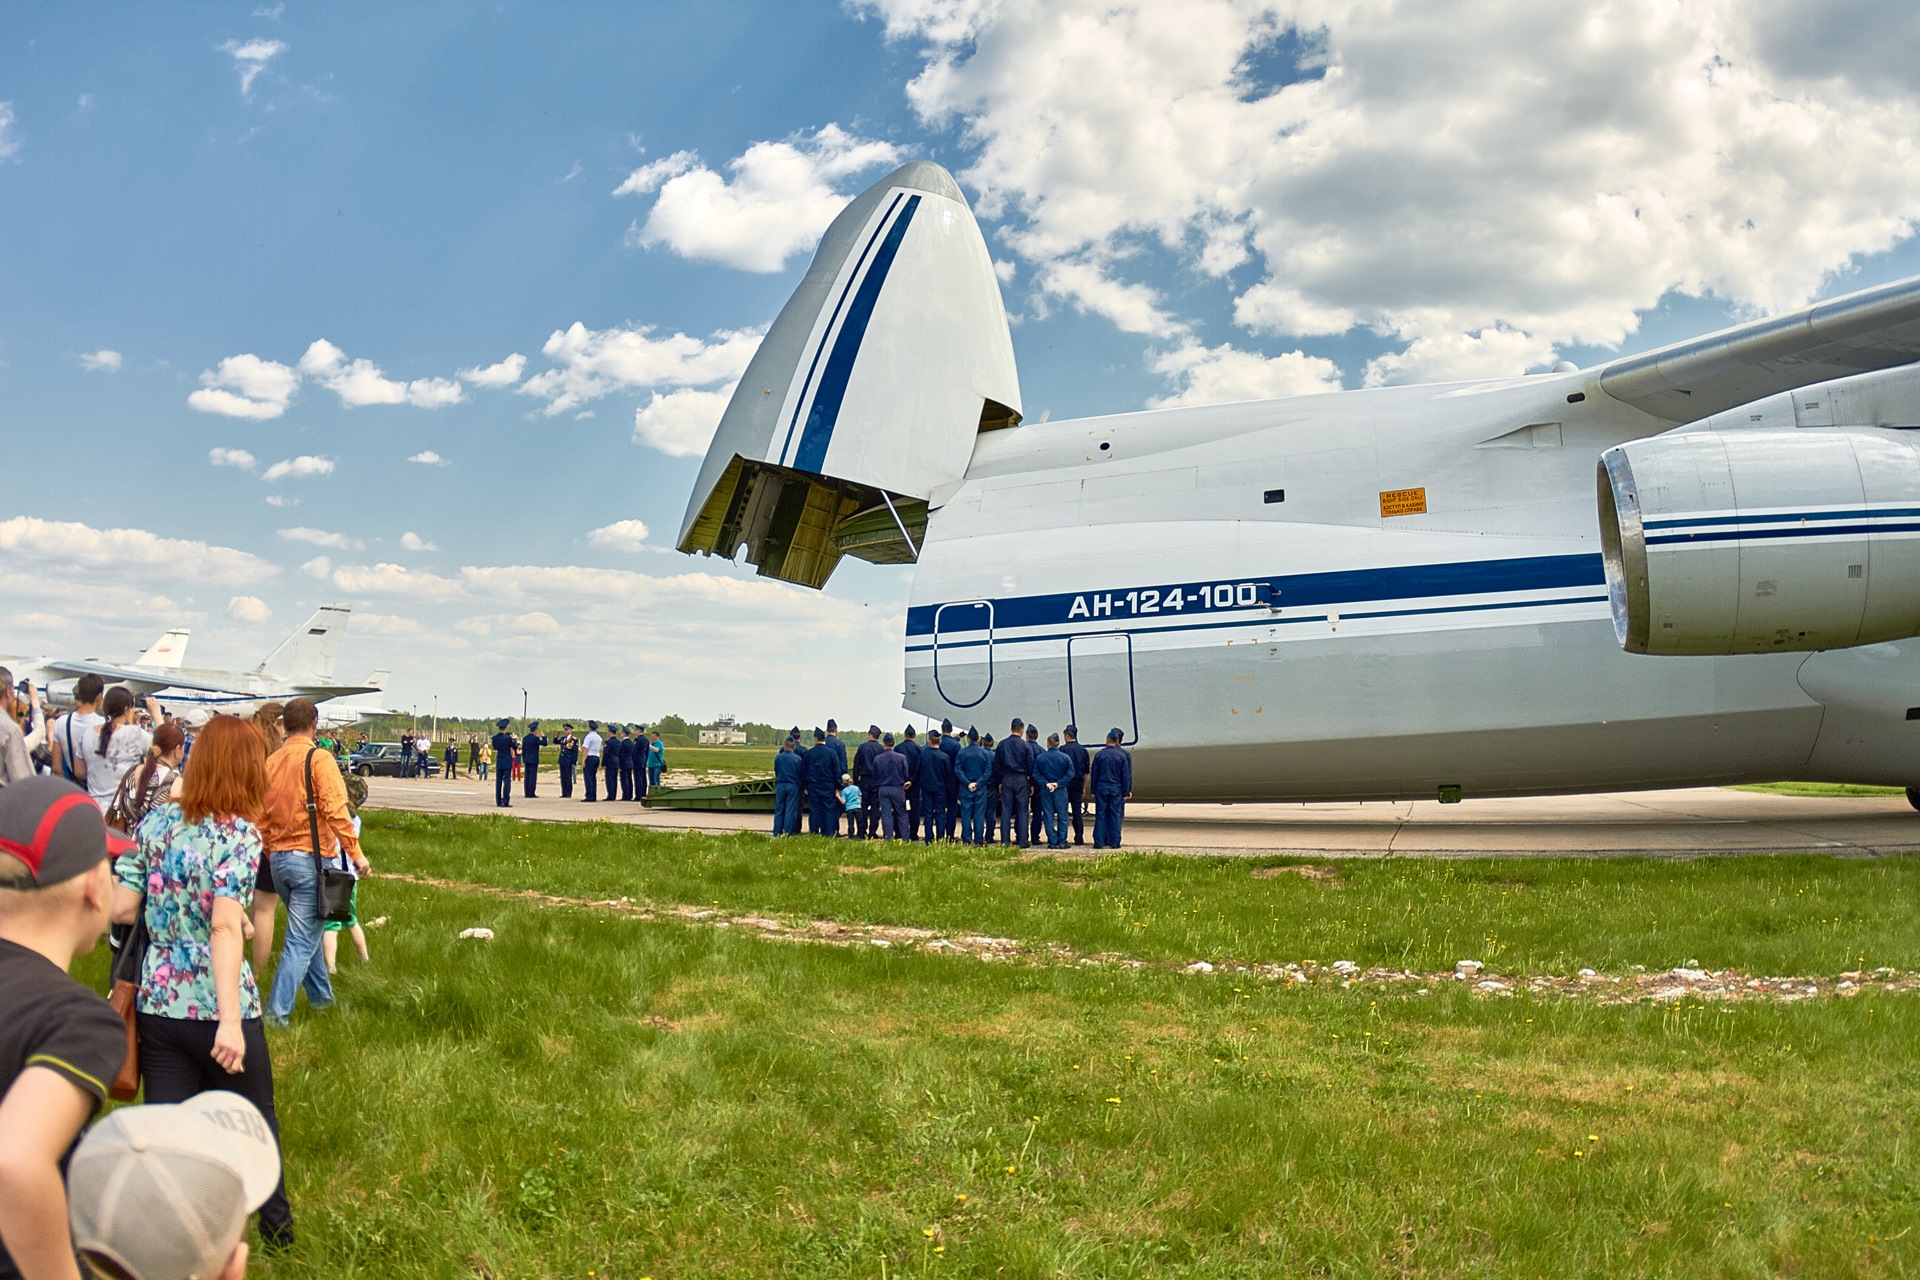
left=1379, top=487, right=1427, bottom=518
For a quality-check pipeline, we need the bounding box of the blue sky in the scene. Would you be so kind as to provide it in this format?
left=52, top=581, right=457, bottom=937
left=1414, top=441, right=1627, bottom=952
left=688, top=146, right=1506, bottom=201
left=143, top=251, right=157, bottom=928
left=4, top=1, right=1918, bottom=728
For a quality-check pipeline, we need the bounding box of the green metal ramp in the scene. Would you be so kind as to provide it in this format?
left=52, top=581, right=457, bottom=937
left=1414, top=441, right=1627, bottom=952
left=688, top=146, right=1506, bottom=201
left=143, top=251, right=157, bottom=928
left=641, top=776, right=778, bottom=812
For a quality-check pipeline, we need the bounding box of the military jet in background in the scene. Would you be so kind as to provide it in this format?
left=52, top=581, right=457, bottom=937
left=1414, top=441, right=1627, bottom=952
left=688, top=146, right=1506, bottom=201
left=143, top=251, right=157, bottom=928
left=680, top=161, right=1920, bottom=804
left=5, top=605, right=387, bottom=722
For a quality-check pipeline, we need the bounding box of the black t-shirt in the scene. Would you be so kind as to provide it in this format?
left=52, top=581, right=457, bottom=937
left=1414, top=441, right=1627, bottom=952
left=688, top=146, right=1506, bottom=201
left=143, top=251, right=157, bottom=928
left=0, top=937, right=126, bottom=1280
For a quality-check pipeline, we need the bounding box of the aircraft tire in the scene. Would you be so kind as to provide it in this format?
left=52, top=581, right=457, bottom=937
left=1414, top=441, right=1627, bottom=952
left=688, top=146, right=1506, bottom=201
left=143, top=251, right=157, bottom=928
left=1907, top=787, right=1920, bottom=813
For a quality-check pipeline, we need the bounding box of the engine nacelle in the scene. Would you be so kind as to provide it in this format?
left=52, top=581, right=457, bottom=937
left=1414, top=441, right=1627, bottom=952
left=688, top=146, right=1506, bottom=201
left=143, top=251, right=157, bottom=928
left=1599, top=413, right=1920, bottom=656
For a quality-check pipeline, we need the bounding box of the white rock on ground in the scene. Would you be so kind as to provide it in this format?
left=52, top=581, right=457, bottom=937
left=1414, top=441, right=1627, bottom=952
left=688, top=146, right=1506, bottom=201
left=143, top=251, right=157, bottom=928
left=457, top=927, right=494, bottom=941
left=1186, top=961, right=1215, bottom=974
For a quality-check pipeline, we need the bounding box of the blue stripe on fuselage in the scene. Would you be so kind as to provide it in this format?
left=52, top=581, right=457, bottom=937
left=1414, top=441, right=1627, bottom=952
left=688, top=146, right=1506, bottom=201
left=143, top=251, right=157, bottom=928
left=1645, top=507, right=1920, bottom=531
left=792, top=194, right=922, bottom=474
left=904, top=553, right=1606, bottom=637
left=1647, top=521, right=1920, bottom=546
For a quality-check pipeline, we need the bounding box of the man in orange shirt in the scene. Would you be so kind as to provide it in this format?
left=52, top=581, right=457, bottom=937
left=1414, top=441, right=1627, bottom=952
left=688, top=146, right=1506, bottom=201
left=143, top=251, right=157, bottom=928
left=260, top=699, right=370, bottom=1027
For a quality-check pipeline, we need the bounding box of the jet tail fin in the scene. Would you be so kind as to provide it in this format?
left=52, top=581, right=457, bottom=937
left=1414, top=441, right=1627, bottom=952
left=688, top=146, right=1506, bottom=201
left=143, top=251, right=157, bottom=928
left=677, top=160, right=1021, bottom=588
left=135, top=629, right=190, bottom=668
left=255, top=605, right=350, bottom=683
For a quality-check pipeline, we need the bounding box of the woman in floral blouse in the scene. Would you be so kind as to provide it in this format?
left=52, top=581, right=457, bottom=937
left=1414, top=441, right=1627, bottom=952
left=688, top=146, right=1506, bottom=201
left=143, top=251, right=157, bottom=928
left=112, top=713, right=294, bottom=1248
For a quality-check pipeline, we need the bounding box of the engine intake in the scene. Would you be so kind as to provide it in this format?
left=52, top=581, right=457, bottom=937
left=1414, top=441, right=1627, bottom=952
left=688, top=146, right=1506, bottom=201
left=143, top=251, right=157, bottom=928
left=1599, top=424, right=1920, bottom=655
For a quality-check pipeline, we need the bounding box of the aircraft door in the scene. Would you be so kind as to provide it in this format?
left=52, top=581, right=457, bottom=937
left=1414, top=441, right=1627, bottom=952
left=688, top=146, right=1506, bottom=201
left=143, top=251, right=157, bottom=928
left=934, top=600, right=993, bottom=707
left=1067, top=632, right=1138, bottom=745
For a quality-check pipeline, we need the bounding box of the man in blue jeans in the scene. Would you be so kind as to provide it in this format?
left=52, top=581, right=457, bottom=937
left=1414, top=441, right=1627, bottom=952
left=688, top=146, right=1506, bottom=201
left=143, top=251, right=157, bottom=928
left=260, top=698, right=370, bottom=1026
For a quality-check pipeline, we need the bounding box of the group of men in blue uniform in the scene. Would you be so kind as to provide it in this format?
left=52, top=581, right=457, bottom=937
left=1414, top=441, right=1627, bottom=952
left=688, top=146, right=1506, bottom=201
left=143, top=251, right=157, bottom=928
left=769, top=717, right=1134, bottom=849
left=576, top=720, right=657, bottom=804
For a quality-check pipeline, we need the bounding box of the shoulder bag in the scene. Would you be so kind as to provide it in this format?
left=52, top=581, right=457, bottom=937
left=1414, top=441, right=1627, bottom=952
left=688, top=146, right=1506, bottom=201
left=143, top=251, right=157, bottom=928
left=106, top=887, right=150, bottom=1101
left=306, top=747, right=358, bottom=923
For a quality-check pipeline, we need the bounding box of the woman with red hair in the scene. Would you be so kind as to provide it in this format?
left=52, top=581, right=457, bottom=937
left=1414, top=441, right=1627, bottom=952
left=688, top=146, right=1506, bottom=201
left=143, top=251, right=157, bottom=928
left=111, top=713, right=294, bottom=1247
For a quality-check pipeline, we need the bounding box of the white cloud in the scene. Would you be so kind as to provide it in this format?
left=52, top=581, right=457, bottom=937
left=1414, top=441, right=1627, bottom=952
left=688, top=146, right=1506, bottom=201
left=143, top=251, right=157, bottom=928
left=351, top=611, right=424, bottom=636
left=220, top=38, right=286, bottom=97
left=1150, top=341, right=1344, bottom=407
left=0, top=516, right=277, bottom=586
left=329, top=562, right=463, bottom=602
left=407, top=450, right=449, bottom=466
left=276, top=526, right=363, bottom=551
left=617, top=125, right=901, bottom=272
left=264, top=494, right=299, bottom=508
left=0, top=102, right=17, bottom=162
left=873, top=0, right=1920, bottom=380
left=399, top=531, right=439, bottom=552
left=456, top=353, right=526, bottom=388
left=299, top=555, right=332, bottom=579
left=208, top=447, right=257, bottom=470
left=80, top=349, right=122, bottom=373
left=187, top=353, right=298, bottom=420
left=261, top=454, right=334, bottom=482
left=519, top=322, right=760, bottom=416
left=632, top=384, right=734, bottom=457
left=586, top=520, right=653, bottom=553
left=299, top=339, right=466, bottom=409
left=226, top=595, right=272, bottom=623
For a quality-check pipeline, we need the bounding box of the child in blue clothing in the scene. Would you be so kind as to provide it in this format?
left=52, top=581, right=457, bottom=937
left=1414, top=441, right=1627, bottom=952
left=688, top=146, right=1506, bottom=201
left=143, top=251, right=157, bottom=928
left=838, top=773, right=861, bottom=836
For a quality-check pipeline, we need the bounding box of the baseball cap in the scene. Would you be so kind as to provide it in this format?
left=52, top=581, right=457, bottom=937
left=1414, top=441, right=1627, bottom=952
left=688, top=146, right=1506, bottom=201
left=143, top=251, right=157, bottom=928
left=68, top=1091, right=281, bottom=1280
left=0, top=776, right=133, bottom=888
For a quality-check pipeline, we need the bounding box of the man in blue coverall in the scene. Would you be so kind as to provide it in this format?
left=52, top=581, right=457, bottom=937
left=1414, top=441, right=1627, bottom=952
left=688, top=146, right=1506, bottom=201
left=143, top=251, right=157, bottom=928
left=870, top=734, right=910, bottom=839
left=490, top=718, right=517, bottom=808
left=994, top=718, right=1034, bottom=847
left=898, top=725, right=923, bottom=840
left=1033, top=732, right=1075, bottom=850
left=1091, top=727, right=1134, bottom=849
left=805, top=728, right=841, bottom=836
left=918, top=728, right=954, bottom=841
left=1061, top=725, right=1090, bottom=846
left=772, top=736, right=803, bottom=836
left=955, top=728, right=993, bottom=845
left=938, top=718, right=961, bottom=837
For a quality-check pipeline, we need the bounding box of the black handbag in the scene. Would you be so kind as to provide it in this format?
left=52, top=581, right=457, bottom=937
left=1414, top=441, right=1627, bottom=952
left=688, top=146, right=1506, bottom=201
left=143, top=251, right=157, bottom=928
left=305, top=747, right=357, bottom=924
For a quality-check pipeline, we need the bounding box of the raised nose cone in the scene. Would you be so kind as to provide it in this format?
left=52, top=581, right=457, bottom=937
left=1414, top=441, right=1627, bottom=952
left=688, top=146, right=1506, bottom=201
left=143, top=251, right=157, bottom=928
left=882, top=160, right=964, bottom=204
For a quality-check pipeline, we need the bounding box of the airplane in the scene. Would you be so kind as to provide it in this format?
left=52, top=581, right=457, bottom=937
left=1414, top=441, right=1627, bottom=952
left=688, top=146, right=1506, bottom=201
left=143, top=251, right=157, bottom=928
left=677, top=160, right=1920, bottom=806
left=5, top=605, right=387, bottom=722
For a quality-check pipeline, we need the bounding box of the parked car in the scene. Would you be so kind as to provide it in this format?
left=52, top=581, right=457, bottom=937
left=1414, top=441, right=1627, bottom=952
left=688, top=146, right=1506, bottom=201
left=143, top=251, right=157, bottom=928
left=347, top=741, right=439, bottom=777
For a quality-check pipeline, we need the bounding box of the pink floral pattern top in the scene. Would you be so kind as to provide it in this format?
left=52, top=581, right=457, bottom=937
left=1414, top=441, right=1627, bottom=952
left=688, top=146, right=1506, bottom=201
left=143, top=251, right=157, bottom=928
left=120, top=804, right=262, bottom=1020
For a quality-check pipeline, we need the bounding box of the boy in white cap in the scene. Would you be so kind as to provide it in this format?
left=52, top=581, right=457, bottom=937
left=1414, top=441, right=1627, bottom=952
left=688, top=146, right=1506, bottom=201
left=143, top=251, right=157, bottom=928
left=67, top=1091, right=281, bottom=1280
left=0, top=776, right=131, bottom=1280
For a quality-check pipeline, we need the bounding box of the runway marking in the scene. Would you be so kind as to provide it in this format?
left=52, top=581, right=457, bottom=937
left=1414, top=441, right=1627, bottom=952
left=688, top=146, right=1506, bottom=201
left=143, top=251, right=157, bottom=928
left=382, top=872, right=1919, bottom=1005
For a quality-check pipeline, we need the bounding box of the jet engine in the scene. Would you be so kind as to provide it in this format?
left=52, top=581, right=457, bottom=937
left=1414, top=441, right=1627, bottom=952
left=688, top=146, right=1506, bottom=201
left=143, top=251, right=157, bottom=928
left=1598, top=364, right=1920, bottom=656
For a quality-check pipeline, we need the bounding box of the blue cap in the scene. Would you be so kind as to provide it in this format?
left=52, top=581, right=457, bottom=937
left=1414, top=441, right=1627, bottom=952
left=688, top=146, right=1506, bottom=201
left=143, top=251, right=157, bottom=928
left=883, top=732, right=895, bottom=745
left=496, top=718, right=509, bottom=729
left=528, top=720, right=539, bottom=731
left=588, top=720, right=598, bottom=729
left=902, top=725, right=915, bottom=737
left=1063, top=724, right=1077, bottom=736
left=1108, top=727, right=1124, bottom=741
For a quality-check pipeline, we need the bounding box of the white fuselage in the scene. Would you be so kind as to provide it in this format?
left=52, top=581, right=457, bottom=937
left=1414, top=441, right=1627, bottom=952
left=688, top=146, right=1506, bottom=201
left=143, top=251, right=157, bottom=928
left=901, top=372, right=1920, bottom=802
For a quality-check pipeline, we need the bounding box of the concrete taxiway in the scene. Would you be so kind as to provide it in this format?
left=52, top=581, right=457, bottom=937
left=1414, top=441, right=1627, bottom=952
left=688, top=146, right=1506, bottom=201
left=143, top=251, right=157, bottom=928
left=365, top=776, right=1920, bottom=857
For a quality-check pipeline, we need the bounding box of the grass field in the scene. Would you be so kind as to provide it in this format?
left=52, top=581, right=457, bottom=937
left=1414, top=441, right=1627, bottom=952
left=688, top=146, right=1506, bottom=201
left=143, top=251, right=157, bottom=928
left=1732, top=781, right=1910, bottom=799
left=80, top=815, right=1920, bottom=1278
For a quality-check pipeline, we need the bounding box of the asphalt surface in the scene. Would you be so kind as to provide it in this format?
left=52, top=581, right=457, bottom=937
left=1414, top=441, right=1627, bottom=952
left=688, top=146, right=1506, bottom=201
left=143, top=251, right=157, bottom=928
left=365, top=775, right=1920, bottom=857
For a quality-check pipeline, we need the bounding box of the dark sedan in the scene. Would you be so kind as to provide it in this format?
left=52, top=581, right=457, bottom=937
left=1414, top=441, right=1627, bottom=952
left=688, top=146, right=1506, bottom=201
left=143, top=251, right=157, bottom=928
left=346, top=742, right=439, bottom=777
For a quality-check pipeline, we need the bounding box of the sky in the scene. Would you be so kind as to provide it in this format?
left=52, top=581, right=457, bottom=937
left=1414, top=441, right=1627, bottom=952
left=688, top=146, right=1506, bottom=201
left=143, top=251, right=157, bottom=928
left=4, top=0, right=1920, bottom=729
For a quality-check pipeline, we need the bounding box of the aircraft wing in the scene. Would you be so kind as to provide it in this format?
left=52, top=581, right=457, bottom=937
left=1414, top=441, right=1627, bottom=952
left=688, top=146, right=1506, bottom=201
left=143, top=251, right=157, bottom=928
left=41, top=660, right=253, bottom=697
left=1597, top=273, right=1920, bottom=423
left=289, top=684, right=383, bottom=700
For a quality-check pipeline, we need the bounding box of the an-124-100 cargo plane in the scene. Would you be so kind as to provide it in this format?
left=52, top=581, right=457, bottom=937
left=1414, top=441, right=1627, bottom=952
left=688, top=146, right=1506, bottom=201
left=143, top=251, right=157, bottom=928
left=6, top=605, right=386, bottom=722
left=677, top=161, right=1920, bottom=807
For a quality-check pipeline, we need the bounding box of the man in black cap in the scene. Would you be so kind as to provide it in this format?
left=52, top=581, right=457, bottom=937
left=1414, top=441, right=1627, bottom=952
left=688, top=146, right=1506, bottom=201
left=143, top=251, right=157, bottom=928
left=898, top=725, right=923, bottom=840
left=0, top=777, right=127, bottom=1280
left=994, top=717, right=1035, bottom=847
left=1091, top=728, right=1134, bottom=849
left=1023, top=724, right=1044, bottom=845
left=1061, top=725, right=1090, bottom=846
left=938, top=718, right=961, bottom=839
left=557, top=724, right=579, bottom=799
left=582, top=721, right=603, bottom=802
left=521, top=721, right=546, bottom=799
left=804, top=729, right=839, bottom=836
left=824, top=720, right=847, bottom=782
left=852, top=726, right=883, bottom=840
left=490, top=719, right=517, bottom=807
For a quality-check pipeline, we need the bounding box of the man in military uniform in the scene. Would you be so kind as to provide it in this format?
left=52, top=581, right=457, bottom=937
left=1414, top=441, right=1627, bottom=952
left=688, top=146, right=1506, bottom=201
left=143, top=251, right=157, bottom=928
left=1024, top=724, right=1044, bottom=845
left=521, top=720, right=546, bottom=798
left=1034, top=732, right=1074, bottom=850
left=955, top=728, right=993, bottom=845
left=1061, top=725, right=1090, bottom=845
left=633, top=724, right=650, bottom=800
left=852, top=726, right=883, bottom=840
left=918, top=728, right=954, bottom=842
left=772, top=736, right=803, bottom=836
left=804, top=728, right=840, bottom=836
left=898, top=725, right=924, bottom=840
left=1091, top=728, right=1134, bottom=849
left=938, top=719, right=961, bottom=841
left=994, top=718, right=1034, bottom=847
left=490, top=718, right=517, bottom=808
left=615, top=725, right=635, bottom=801
left=557, top=724, right=579, bottom=798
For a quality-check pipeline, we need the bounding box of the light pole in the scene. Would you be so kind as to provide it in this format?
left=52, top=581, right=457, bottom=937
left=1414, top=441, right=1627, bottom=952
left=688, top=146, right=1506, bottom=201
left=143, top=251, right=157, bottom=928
left=521, top=688, right=528, bottom=723
left=431, top=695, right=438, bottom=741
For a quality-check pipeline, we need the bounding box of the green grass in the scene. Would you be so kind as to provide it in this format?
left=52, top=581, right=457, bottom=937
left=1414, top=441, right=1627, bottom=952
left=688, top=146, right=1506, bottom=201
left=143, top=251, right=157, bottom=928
left=660, top=744, right=779, bottom=782
left=1731, top=781, right=1909, bottom=798
left=79, top=816, right=1920, bottom=1277
left=361, top=811, right=1920, bottom=977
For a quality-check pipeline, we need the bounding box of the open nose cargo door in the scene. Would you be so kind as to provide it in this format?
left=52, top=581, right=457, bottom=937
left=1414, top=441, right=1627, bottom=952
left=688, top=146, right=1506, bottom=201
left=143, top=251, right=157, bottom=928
left=676, top=161, right=1021, bottom=588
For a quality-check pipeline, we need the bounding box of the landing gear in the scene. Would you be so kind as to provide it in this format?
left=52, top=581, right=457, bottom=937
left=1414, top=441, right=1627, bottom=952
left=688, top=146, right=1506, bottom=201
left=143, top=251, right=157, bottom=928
left=1907, top=787, right=1920, bottom=812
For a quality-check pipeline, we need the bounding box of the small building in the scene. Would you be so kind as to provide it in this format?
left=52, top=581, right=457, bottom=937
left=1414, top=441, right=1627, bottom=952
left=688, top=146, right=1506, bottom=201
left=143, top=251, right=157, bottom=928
left=698, top=715, right=748, bottom=746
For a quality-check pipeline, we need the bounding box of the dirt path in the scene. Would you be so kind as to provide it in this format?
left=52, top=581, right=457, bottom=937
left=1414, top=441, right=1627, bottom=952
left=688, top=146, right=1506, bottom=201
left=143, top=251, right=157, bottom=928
left=384, top=872, right=1919, bottom=1006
